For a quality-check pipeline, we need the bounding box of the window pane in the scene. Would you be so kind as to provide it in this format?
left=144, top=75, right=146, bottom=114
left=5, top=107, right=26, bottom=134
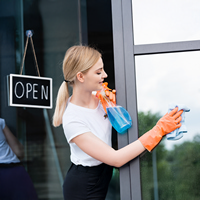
left=0, top=1, right=119, bottom=199
left=132, top=0, right=200, bottom=44
left=136, top=52, right=200, bottom=199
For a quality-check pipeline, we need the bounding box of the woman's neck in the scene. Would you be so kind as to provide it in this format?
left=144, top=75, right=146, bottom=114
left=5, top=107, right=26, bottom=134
left=70, top=87, right=98, bottom=109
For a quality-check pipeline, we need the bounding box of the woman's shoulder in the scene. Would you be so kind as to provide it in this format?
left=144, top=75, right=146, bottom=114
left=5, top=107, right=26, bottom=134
left=62, top=110, right=86, bottom=131
left=62, top=103, right=83, bottom=124
left=63, top=103, right=76, bottom=118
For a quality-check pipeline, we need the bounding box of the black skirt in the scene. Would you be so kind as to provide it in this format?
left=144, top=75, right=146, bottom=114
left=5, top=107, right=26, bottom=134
left=63, top=163, right=113, bottom=200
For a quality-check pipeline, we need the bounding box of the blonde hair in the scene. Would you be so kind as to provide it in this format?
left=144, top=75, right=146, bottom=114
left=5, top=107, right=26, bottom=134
left=53, top=45, right=101, bottom=127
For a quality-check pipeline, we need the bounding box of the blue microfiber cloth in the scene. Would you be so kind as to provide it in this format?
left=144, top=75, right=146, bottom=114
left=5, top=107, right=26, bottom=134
left=166, top=103, right=190, bottom=140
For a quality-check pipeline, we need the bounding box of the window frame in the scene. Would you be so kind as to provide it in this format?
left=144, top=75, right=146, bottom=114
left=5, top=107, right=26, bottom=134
left=111, top=0, right=200, bottom=199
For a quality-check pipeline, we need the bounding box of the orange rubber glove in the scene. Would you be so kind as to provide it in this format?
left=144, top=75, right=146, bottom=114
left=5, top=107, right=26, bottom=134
left=105, top=89, right=116, bottom=104
left=96, top=82, right=116, bottom=114
left=139, top=107, right=183, bottom=152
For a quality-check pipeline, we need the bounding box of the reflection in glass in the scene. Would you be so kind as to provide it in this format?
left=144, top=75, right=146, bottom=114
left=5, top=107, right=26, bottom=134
left=0, top=118, right=38, bottom=200
left=132, top=0, right=200, bottom=44
left=136, top=52, right=200, bottom=199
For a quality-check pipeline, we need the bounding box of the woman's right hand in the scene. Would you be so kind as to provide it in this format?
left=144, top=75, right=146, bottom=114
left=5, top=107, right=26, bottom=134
left=156, top=107, right=183, bottom=136
left=139, top=107, right=183, bottom=152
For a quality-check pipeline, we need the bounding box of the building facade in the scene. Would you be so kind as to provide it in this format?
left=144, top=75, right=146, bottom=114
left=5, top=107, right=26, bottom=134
left=0, top=0, right=200, bottom=199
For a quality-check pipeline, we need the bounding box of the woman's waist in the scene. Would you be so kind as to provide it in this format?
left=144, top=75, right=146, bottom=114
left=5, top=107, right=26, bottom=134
left=71, top=162, right=113, bottom=174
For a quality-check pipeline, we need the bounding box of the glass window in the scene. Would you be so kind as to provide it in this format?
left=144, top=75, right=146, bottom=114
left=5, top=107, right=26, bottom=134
left=135, top=52, right=200, bottom=199
left=132, top=0, right=200, bottom=44
left=0, top=0, right=119, bottom=199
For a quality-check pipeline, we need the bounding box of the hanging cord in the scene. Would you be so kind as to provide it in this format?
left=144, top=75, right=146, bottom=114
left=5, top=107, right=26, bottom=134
left=30, top=36, right=40, bottom=77
left=20, top=36, right=29, bottom=75
left=19, top=30, right=40, bottom=77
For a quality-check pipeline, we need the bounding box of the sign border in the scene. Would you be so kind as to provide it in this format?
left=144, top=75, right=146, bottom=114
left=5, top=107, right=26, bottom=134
left=9, top=74, right=53, bottom=109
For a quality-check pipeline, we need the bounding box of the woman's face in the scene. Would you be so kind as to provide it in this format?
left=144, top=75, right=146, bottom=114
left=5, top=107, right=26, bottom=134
left=82, top=57, right=108, bottom=91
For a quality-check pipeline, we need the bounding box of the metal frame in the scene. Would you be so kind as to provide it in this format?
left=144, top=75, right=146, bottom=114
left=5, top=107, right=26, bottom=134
left=134, top=40, right=200, bottom=55
left=111, top=0, right=200, bottom=199
left=111, top=0, right=141, bottom=199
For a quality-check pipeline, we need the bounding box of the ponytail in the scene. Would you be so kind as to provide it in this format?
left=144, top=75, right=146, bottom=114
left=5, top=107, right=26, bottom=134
left=53, top=45, right=101, bottom=127
left=53, top=82, right=69, bottom=127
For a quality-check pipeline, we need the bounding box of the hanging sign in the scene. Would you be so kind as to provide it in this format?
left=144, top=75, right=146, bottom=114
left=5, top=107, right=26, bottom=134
left=8, top=74, right=52, bottom=109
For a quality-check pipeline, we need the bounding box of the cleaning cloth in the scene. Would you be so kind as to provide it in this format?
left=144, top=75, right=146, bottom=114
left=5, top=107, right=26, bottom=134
left=166, top=103, right=190, bottom=140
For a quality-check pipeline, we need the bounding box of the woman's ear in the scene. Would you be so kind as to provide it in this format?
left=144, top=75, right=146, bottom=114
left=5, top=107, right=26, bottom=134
left=76, top=72, right=84, bottom=82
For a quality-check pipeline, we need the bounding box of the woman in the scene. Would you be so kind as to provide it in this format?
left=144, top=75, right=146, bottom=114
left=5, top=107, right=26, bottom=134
left=0, top=118, right=38, bottom=200
left=53, top=45, right=182, bottom=200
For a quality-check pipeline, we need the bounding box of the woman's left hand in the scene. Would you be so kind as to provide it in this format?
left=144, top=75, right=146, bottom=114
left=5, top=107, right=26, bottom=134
left=105, top=89, right=116, bottom=104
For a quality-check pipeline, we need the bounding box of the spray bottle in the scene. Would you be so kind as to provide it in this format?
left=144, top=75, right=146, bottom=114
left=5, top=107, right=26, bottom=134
left=96, top=82, right=132, bottom=134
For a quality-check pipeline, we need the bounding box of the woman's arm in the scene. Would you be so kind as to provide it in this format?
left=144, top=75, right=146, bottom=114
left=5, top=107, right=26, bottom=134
left=71, top=132, right=145, bottom=168
left=3, top=125, right=24, bottom=160
left=71, top=107, right=183, bottom=167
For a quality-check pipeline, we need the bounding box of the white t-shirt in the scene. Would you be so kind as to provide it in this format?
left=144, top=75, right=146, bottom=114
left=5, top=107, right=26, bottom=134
left=62, top=100, right=112, bottom=167
left=0, top=118, right=20, bottom=164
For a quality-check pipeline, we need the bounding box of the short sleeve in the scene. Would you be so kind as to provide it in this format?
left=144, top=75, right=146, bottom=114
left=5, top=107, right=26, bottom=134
left=63, top=120, right=91, bottom=143
left=0, top=118, right=5, bottom=130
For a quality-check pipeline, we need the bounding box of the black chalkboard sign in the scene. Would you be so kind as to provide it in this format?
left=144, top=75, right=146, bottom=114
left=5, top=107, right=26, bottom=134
left=8, top=74, right=52, bottom=109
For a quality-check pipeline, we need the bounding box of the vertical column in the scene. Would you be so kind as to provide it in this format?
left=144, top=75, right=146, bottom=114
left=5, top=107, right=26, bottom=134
left=111, top=0, right=132, bottom=199
left=111, top=0, right=142, bottom=199
left=121, top=0, right=142, bottom=199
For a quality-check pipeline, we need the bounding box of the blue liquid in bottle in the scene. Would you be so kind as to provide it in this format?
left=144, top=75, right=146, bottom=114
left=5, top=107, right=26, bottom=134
left=106, top=106, right=132, bottom=134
